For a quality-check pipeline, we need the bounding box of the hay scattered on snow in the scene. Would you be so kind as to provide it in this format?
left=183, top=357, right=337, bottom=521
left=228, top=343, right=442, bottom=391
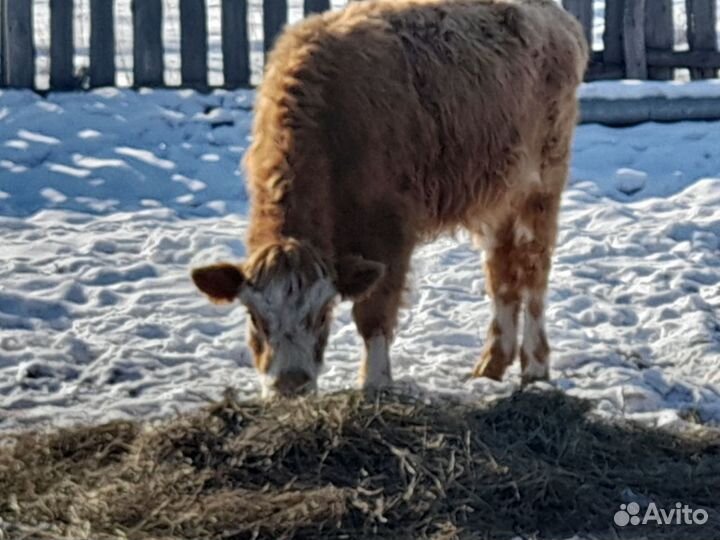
left=1, top=389, right=719, bottom=539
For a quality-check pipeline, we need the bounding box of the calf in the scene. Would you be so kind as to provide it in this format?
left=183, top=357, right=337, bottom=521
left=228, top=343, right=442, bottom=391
left=192, top=0, right=588, bottom=396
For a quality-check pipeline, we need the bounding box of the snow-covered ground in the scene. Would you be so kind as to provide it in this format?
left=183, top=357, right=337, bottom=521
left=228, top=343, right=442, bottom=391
left=1, top=85, right=719, bottom=433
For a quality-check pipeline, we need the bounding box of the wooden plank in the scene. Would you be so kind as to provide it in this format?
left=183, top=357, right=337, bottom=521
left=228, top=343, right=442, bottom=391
left=221, top=0, right=249, bottom=87
left=0, top=0, right=5, bottom=85
left=1, top=0, right=34, bottom=88
left=562, top=0, right=593, bottom=48
left=685, top=0, right=718, bottom=79
left=304, top=0, right=330, bottom=16
left=180, top=0, right=208, bottom=88
left=90, top=0, right=115, bottom=87
left=580, top=97, right=720, bottom=125
left=132, top=0, right=163, bottom=87
left=646, top=48, right=720, bottom=68
left=644, top=0, right=673, bottom=79
left=50, top=0, right=74, bottom=89
left=603, top=0, right=625, bottom=66
left=263, top=0, right=287, bottom=54
left=585, top=64, right=626, bottom=81
left=623, top=0, right=647, bottom=79
left=590, top=50, right=605, bottom=63
left=596, top=46, right=720, bottom=70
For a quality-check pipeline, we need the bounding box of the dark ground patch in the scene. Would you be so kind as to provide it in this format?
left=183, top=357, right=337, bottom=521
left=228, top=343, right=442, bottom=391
left=1, top=389, right=719, bottom=539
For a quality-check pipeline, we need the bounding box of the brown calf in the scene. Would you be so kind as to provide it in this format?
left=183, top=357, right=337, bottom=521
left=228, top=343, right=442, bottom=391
left=192, top=0, right=588, bottom=396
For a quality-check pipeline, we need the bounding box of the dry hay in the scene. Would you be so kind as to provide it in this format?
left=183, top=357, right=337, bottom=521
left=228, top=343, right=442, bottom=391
left=1, top=389, right=719, bottom=540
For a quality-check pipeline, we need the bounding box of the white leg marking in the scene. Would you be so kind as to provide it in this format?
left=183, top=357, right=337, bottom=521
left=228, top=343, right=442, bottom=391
left=495, top=300, right=518, bottom=356
left=361, top=334, right=392, bottom=388
left=521, top=299, right=549, bottom=380
left=260, top=375, right=273, bottom=399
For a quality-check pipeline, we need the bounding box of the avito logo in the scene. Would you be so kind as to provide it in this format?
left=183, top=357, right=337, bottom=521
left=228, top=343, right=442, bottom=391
left=614, top=502, right=708, bottom=527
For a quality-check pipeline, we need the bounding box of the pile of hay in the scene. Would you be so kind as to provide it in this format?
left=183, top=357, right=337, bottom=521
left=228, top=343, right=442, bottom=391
left=1, top=389, right=719, bottom=539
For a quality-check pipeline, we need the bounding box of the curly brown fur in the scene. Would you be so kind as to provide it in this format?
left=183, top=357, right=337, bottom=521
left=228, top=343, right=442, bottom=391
left=199, top=0, right=589, bottom=390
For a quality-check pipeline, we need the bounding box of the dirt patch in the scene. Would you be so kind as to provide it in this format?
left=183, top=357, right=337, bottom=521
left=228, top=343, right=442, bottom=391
left=1, top=389, right=719, bottom=539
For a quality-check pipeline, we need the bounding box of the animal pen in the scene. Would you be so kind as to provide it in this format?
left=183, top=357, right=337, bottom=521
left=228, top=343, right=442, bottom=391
left=0, top=0, right=719, bottom=92
left=2, top=3, right=720, bottom=540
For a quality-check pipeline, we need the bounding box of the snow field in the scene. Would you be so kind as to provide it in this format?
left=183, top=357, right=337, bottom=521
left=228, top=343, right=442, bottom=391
left=0, top=87, right=719, bottom=432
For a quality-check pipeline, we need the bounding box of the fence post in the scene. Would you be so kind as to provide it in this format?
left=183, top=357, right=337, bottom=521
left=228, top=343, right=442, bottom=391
left=90, top=0, right=115, bottom=87
left=132, top=0, right=163, bottom=87
left=562, top=0, right=593, bottom=49
left=0, top=0, right=3, bottom=85
left=221, top=0, right=249, bottom=87
left=645, top=0, right=673, bottom=80
left=50, top=0, right=74, bottom=89
left=180, top=0, right=207, bottom=88
left=603, top=0, right=625, bottom=74
left=1, top=0, right=34, bottom=88
left=686, top=0, right=718, bottom=79
left=304, top=0, right=330, bottom=16
left=263, top=0, right=287, bottom=54
left=623, top=0, right=647, bottom=79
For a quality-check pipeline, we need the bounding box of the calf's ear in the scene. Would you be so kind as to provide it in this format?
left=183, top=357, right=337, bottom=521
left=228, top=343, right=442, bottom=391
left=191, top=263, right=246, bottom=303
left=335, top=255, right=386, bottom=301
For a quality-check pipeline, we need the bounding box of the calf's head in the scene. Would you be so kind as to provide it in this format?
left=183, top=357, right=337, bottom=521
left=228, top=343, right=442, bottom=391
left=191, top=240, right=384, bottom=397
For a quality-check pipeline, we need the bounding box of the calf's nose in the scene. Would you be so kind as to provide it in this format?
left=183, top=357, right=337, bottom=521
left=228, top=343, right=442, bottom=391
left=272, top=369, right=312, bottom=397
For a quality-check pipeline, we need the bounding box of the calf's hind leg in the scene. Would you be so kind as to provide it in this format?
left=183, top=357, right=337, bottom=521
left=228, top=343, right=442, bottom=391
left=471, top=221, right=522, bottom=381
left=471, top=190, right=561, bottom=383
left=517, top=97, right=576, bottom=383
left=517, top=189, right=562, bottom=385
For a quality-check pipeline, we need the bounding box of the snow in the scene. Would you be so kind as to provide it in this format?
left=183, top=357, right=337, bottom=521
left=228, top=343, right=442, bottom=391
left=613, top=168, right=648, bottom=195
left=1, top=86, right=719, bottom=433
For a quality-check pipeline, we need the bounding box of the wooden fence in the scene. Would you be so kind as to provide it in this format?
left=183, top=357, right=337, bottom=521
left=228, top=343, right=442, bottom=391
left=565, top=0, right=720, bottom=80
left=0, top=0, right=718, bottom=90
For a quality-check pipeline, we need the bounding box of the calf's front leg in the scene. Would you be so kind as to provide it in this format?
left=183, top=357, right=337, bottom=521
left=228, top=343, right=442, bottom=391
left=352, top=283, right=403, bottom=389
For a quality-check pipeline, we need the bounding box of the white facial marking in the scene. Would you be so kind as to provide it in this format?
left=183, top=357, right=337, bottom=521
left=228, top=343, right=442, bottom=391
left=495, top=299, right=517, bottom=356
left=241, top=271, right=336, bottom=395
left=361, top=334, right=392, bottom=388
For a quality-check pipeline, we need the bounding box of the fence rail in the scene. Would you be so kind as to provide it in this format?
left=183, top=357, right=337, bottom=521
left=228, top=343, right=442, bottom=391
left=0, top=0, right=718, bottom=90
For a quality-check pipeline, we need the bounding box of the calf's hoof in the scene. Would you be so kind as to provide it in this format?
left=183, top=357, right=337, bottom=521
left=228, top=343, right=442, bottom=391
left=471, top=352, right=508, bottom=381
left=359, top=371, right=392, bottom=392
left=520, top=368, right=550, bottom=387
